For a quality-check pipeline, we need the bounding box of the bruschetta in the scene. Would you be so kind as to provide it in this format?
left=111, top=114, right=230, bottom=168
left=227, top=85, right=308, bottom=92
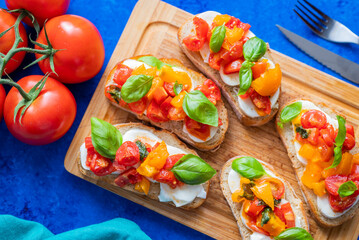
left=78, top=118, right=216, bottom=209
left=220, top=156, right=310, bottom=239
left=178, top=11, right=281, bottom=126
left=276, top=99, right=359, bottom=227
left=104, top=55, right=228, bottom=151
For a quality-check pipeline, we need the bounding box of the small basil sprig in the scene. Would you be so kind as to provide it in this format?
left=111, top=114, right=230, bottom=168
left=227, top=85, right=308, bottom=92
left=261, top=208, right=272, bottom=226
left=237, top=37, right=266, bottom=95
left=277, top=102, right=302, bottom=128
left=183, top=90, right=218, bottom=127
left=296, top=126, right=308, bottom=139
left=137, top=56, right=172, bottom=69
left=173, top=81, right=183, bottom=96
left=232, top=157, right=265, bottom=179
left=121, top=74, right=153, bottom=103
left=136, top=140, right=149, bottom=161
left=338, top=181, right=358, bottom=198
left=90, top=117, right=123, bottom=159
left=274, top=227, right=313, bottom=240
left=238, top=61, right=254, bottom=95
left=326, top=116, right=346, bottom=169
left=171, top=154, right=216, bottom=185
left=210, top=25, right=226, bottom=53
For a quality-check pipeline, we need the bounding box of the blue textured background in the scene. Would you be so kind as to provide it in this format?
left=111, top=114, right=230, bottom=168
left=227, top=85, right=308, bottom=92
left=0, top=0, right=358, bottom=239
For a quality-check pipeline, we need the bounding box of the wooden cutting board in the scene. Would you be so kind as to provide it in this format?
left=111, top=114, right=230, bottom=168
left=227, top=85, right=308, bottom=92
left=64, top=0, right=359, bottom=239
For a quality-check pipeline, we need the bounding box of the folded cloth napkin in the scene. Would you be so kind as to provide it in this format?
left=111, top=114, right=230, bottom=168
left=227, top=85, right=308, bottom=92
left=0, top=215, right=151, bottom=240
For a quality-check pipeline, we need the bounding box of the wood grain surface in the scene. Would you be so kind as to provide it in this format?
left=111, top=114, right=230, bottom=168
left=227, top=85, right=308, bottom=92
left=64, top=0, right=359, bottom=239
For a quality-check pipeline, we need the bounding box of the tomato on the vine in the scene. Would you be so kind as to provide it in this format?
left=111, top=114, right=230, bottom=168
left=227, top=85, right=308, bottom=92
left=0, top=9, right=28, bottom=75
left=5, top=0, right=70, bottom=27
left=0, top=85, right=5, bottom=121
left=4, top=75, right=76, bottom=145
left=35, top=15, right=105, bottom=84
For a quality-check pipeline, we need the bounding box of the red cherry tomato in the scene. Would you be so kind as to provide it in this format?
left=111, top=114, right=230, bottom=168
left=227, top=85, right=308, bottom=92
left=223, top=59, right=243, bottom=74
left=84, top=136, right=94, bottom=149
left=0, top=85, right=5, bottom=121
left=343, top=133, right=356, bottom=151
left=280, top=202, right=295, bottom=228
left=4, top=75, right=76, bottom=145
left=114, top=141, right=140, bottom=170
left=147, top=100, right=168, bottom=123
left=182, top=16, right=209, bottom=51
left=301, top=110, right=327, bottom=129
left=252, top=61, right=268, bottom=79
left=307, top=128, right=319, bottom=146
left=329, top=192, right=358, bottom=212
left=168, top=106, right=186, bottom=121
left=243, top=211, right=269, bottom=236
left=220, top=41, right=244, bottom=65
left=184, top=116, right=210, bottom=141
left=248, top=88, right=271, bottom=115
left=208, top=52, right=222, bottom=70
left=318, top=137, right=334, bottom=162
left=319, top=125, right=335, bottom=147
left=153, top=169, right=183, bottom=189
left=325, top=175, right=348, bottom=196
left=164, top=154, right=185, bottom=170
left=195, top=79, right=221, bottom=105
left=225, top=16, right=251, bottom=31
left=5, top=0, right=70, bottom=27
left=86, top=147, right=115, bottom=176
left=112, top=63, right=133, bottom=87
left=0, top=10, right=28, bottom=75
left=35, top=15, right=105, bottom=84
left=246, top=198, right=265, bottom=218
left=114, top=168, right=142, bottom=187
left=128, top=97, right=147, bottom=115
left=163, top=82, right=175, bottom=97
left=346, top=124, right=355, bottom=137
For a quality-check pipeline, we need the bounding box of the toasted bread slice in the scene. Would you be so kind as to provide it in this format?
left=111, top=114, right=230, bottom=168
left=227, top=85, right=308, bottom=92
left=78, top=122, right=210, bottom=209
left=276, top=99, right=359, bottom=227
left=178, top=12, right=280, bottom=126
left=105, top=57, right=228, bottom=151
left=220, top=156, right=309, bottom=239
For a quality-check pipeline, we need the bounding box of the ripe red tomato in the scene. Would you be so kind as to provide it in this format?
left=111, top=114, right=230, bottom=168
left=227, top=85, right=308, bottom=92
left=0, top=9, right=28, bottom=75
left=225, top=17, right=251, bottom=32
left=153, top=169, right=183, bottom=189
left=86, top=147, right=115, bottom=176
left=168, top=107, right=186, bottom=121
left=163, top=82, right=175, bottom=97
left=4, top=75, right=76, bottom=145
left=279, top=202, right=295, bottom=228
left=258, top=177, right=285, bottom=200
left=182, top=16, right=209, bottom=51
left=248, top=88, right=271, bottom=115
left=208, top=52, right=222, bottom=70
left=246, top=198, right=265, bottom=218
left=147, top=100, right=168, bottom=123
left=329, top=192, right=358, bottom=212
left=319, top=125, right=335, bottom=147
left=223, top=59, right=243, bottom=74
left=325, top=175, right=348, bottom=196
left=301, top=110, right=327, bottom=129
left=0, top=85, right=5, bottom=121
left=163, top=154, right=185, bottom=170
left=114, top=168, right=142, bottom=187
left=346, top=124, right=355, bottom=137
left=343, top=133, right=356, bottom=151
left=35, top=15, right=105, bottom=84
left=112, top=63, right=133, bottom=87
left=220, top=41, right=244, bottom=65
left=252, top=61, right=268, bottom=79
left=5, top=0, right=70, bottom=27
left=184, top=116, right=210, bottom=141
left=114, top=141, right=140, bottom=170
left=128, top=97, right=147, bottom=114
left=195, top=79, right=221, bottom=105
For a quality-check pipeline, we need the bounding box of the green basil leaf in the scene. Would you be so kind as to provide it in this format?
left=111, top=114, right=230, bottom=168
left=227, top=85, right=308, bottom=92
left=232, top=157, right=265, bottom=179
left=295, top=126, right=308, bottom=139
left=261, top=208, right=272, bottom=226
left=326, top=116, right=346, bottom=169
left=171, top=154, right=216, bottom=185
left=338, top=181, right=358, bottom=198
left=237, top=60, right=254, bottom=95
left=90, top=117, right=123, bottom=159
left=137, top=56, right=172, bottom=69
left=277, top=102, right=302, bottom=128
left=106, top=85, right=121, bottom=104
left=183, top=90, right=218, bottom=127
left=210, top=25, right=226, bottom=53
left=136, top=140, right=149, bottom=161
left=243, top=36, right=267, bottom=62
left=274, top=227, right=313, bottom=240
left=121, top=74, right=153, bottom=103
left=174, top=81, right=183, bottom=96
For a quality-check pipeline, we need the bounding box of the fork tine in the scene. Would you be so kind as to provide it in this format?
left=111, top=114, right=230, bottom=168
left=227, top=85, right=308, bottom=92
left=298, top=1, right=327, bottom=25
left=302, top=0, right=330, bottom=20
left=293, top=9, right=322, bottom=34
left=295, top=6, right=323, bottom=31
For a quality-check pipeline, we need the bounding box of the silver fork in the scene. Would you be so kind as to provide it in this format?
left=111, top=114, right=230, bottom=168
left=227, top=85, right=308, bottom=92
left=294, top=0, right=359, bottom=45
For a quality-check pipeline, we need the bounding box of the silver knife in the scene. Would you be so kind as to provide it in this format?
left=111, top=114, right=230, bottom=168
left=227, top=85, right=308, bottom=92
left=276, top=25, right=359, bottom=84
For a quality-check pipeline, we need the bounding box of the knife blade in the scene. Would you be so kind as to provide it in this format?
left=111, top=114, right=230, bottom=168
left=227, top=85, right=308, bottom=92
left=276, top=25, right=359, bottom=84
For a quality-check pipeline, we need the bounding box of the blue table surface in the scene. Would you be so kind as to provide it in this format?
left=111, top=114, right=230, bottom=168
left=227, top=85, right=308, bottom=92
left=1, top=0, right=358, bottom=239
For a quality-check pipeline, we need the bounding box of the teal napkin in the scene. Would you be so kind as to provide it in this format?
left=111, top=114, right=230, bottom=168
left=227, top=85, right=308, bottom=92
left=0, top=215, right=151, bottom=240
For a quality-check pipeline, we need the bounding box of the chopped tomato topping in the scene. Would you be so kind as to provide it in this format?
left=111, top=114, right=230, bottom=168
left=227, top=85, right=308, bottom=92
left=159, top=96, right=173, bottom=117
left=153, top=87, right=168, bottom=105
left=329, top=192, right=358, bottom=212
left=223, top=59, right=243, bottom=74
left=183, top=16, right=209, bottom=51
left=114, top=168, right=142, bottom=187
left=245, top=198, right=265, bottom=218
left=114, top=141, right=140, bottom=170
left=168, top=107, right=186, bottom=121
left=147, top=100, right=169, bottom=123
left=184, top=116, right=211, bottom=141
left=346, top=124, right=355, bottom=137
left=112, top=63, right=133, bottom=87
left=153, top=169, right=183, bottom=189
left=85, top=136, right=94, bottom=149
left=325, top=175, right=348, bottom=197
left=128, top=97, right=147, bottom=114
left=279, top=202, right=295, bottom=228
left=220, top=41, right=244, bottom=65
left=343, top=133, right=356, bottom=151
left=319, top=125, right=335, bottom=147
left=252, top=61, right=268, bottom=79
left=247, top=88, right=271, bottom=115
left=208, top=52, right=222, bottom=70
left=195, top=79, right=221, bottom=105
left=163, top=154, right=185, bottom=170
left=301, top=110, right=328, bottom=129
left=225, top=16, right=251, bottom=32
left=86, top=147, right=116, bottom=176
left=163, top=82, right=176, bottom=97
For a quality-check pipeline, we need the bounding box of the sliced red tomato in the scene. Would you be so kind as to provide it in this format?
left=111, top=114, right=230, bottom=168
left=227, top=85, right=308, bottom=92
left=223, top=59, right=243, bottom=74
left=225, top=17, right=251, bottom=32
left=85, top=137, right=94, bottom=149
left=258, top=177, right=285, bottom=200
left=159, top=96, right=173, bottom=117
left=329, top=192, right=358, bottom=212
left=343, top=133, right=356, bottom=151
left=307, top=128, right=319, bottom=146
left=346, top=124, right=355, bottom=137
left=164, top=154, right=185, bottom=170
left=318, top=137, right=334, bottom=162
left=147, top=100, right=168, bottom=123
left=252, top=61, right=268, bottom=79
left=114, top=141, right=140, bottom=170
left=274, top=206, right=286, bottom=223
left=184, top=116, right=211, bottom=141
left=168, top=107, right=186, bottom=121
left=163, top=82, right=176, bottom=97
left=182, top=16, right=209, bottom=51
left=153, top=87, right=168, bottom=105
left=246, top=198, right=265, bottom=218
left=195, top=79, right=221, bottom=105
left=86, top=147, right=115, bottom=176
left=220, top=41, right=244, bottom=65
left=319, top=125, right=335, bottom=147
left=128, top=97, right=147, bottom=114
left=153, top=169, right=183, bottom=189
left=243, top=212, right=270, bottom=236
left=349, top=165, right=359, bottom=187
left=325, top=175, right=348, bottom=196
left=280, top=202, right=295, bottom=228
left=208, top=52, right=222, bottom=70
left=114, top=168, right=142, bottom=187
left=301, top=110, right=327, bottom=129
left=248, top=88, right=271, bottom=115
left=113, top=63, right=133, bottom=87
